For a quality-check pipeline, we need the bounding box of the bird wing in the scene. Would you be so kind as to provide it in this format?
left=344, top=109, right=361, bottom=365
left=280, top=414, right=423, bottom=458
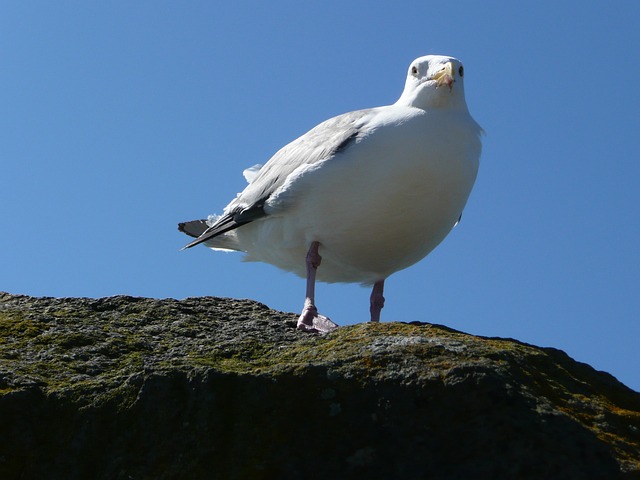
left=178, top=219, right=209, bottom=238
left=179, top=109, right=372, bottom=249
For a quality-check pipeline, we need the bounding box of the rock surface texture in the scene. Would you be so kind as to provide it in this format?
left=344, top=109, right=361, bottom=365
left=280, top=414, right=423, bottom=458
left=0, top=292, right=639, bottom=479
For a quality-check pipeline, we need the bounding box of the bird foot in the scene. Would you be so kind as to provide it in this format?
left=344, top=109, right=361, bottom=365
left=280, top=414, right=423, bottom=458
left=297, top=306, right=338, bottom=334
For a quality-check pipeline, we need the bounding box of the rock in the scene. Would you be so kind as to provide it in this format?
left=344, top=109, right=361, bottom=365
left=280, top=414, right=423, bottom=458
left=0, top=292, right=638, bottom=479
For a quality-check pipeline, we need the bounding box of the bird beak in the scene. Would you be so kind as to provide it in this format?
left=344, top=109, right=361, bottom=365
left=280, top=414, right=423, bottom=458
left=433, top=62, right=455, bottom=89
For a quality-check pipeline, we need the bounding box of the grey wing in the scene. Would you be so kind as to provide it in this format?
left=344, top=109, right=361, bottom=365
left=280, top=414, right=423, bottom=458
left=230, top=109, right=370, bottom=209
left=179, top=109, right=371, bottom=250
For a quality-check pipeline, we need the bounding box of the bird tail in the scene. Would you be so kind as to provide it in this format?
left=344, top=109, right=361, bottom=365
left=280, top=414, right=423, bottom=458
left=178, top=214, right=247, bottom=251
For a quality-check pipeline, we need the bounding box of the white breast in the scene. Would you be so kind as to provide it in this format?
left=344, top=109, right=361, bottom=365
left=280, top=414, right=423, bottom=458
left=234, top=106, right=481, bottom=285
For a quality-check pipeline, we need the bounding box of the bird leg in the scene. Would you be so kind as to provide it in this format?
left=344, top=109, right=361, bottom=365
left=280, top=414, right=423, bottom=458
left=369, top=280, right=385, bottom=323
left=297, top=241, right=338, bottom=333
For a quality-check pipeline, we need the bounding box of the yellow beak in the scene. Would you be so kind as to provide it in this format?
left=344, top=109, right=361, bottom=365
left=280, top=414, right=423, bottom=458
left=433, top=62, right=455, bottom=89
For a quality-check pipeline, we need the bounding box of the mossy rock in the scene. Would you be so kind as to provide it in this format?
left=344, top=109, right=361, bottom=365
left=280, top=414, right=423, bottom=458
left=1, top=292, right=639, bottom=479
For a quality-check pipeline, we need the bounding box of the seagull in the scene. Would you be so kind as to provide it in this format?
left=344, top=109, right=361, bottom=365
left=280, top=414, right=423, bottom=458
left=179, top=55, right=482, bottom=333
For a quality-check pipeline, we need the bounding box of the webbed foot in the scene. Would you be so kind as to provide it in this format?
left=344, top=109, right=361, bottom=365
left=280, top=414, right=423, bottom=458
left=297, top=305, right=338, bottom=334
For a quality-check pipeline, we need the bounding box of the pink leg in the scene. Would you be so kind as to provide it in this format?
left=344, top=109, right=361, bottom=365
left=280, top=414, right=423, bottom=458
left=297, top=242, right=338, bottom=333
left=369, top=280, right=385, bottom=323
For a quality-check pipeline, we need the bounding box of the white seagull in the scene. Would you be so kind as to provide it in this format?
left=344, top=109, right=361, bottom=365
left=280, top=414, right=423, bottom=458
left=179, top=55, right=482, bottom=333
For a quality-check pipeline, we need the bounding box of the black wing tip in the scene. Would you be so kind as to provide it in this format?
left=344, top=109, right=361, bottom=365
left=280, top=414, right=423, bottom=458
left=178, top=219, right=211, bottom=251
left=179, top=239, right=199, bottom=251
left=178, top=208, right=262, bottom=252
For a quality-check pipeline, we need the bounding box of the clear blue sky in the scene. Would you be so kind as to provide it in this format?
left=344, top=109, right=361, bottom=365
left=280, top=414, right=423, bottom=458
left=2, top=2, right=639, bottom=391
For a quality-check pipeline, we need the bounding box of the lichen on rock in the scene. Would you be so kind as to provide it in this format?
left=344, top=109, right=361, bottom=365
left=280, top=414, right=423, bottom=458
left=1, top=292, right=639, bottom=479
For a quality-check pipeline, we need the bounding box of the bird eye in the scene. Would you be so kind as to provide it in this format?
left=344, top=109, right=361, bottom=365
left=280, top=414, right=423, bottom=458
left=411, top=66, right=418, bottom=76
left=458, top=65, right=464, bottom=77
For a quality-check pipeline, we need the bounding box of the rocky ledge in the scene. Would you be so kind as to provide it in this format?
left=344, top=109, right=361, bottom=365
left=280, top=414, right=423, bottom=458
left=0, top=292, right=639, bottom=479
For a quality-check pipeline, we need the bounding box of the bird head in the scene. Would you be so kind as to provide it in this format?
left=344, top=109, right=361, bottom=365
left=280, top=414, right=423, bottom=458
left=395, top=55, right=468, bottom=110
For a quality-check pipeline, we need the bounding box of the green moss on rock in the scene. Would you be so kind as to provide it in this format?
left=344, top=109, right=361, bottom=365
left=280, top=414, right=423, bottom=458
left=0, top=292, right=639, bottom=479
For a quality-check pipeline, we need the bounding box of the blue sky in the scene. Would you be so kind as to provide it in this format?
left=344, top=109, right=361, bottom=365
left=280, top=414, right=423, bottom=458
left=2, top=2, right=639, bottom=391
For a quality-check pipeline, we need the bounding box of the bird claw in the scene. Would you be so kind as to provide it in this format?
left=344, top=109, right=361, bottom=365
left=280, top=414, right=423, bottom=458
left=297, top=307, right=338, bottom=334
